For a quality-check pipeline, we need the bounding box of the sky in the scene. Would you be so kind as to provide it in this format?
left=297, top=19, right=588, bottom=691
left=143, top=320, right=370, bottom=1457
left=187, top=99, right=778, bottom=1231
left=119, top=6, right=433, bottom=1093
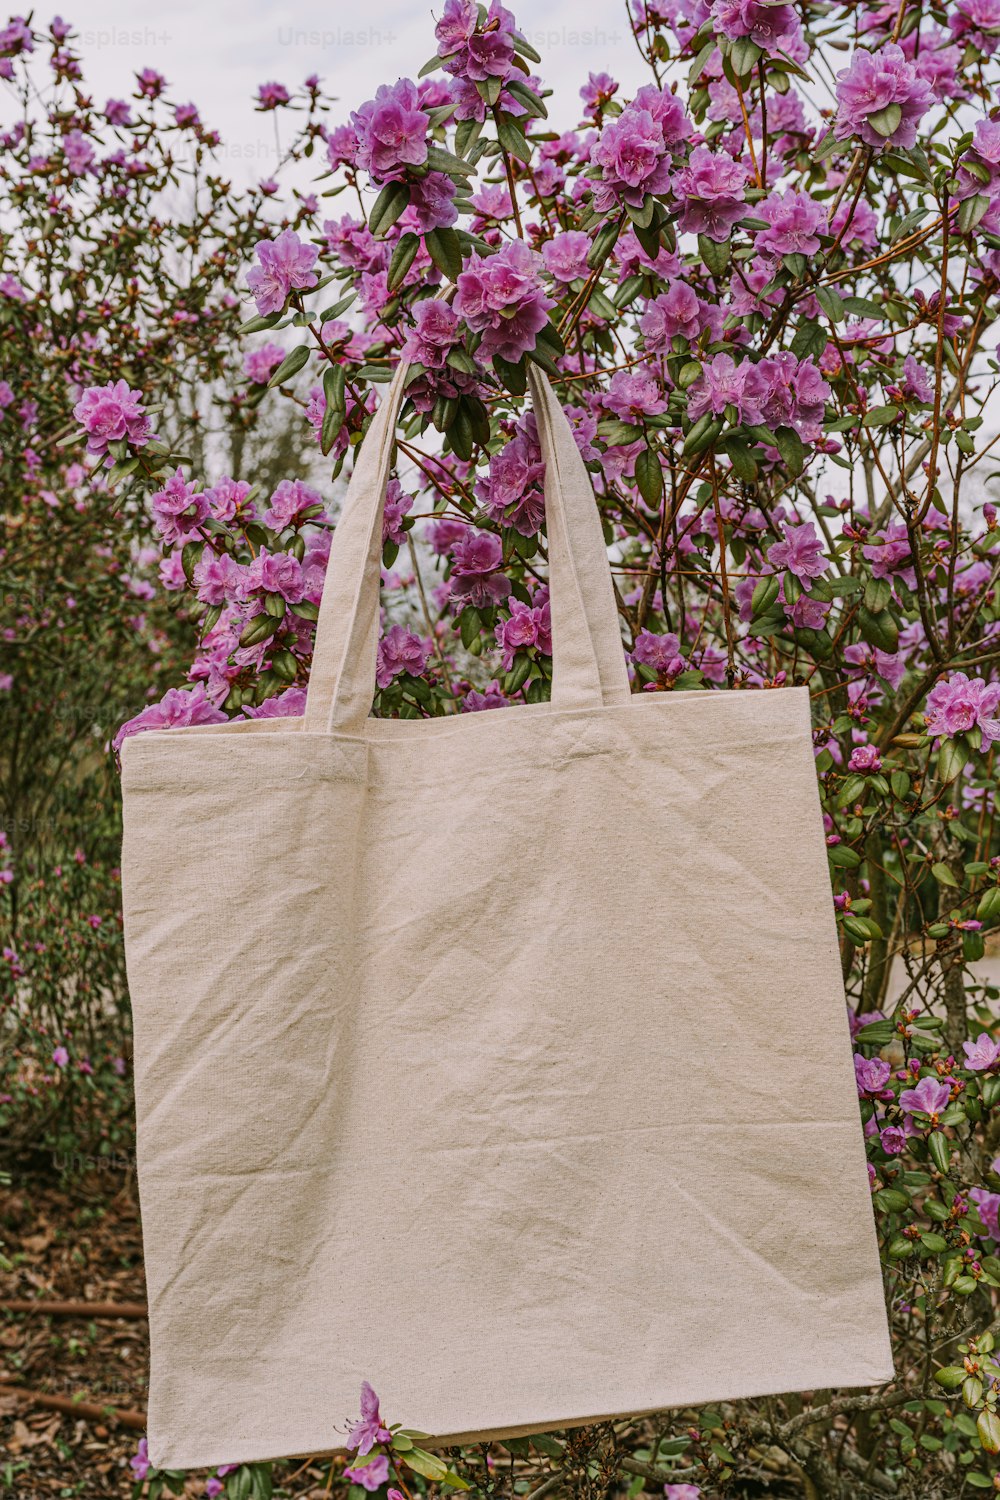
left=67, top=0, right=649, bottom=182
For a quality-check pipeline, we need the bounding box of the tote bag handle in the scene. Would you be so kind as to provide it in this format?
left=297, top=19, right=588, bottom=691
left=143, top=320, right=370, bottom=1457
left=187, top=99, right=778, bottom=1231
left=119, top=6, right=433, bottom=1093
left=303, top=360, right=631, bottom=735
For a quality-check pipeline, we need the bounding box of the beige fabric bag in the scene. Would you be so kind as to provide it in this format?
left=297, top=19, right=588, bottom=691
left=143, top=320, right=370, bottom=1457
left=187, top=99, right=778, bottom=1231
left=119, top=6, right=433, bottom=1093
left=122, top=364, right=893, bottom=1471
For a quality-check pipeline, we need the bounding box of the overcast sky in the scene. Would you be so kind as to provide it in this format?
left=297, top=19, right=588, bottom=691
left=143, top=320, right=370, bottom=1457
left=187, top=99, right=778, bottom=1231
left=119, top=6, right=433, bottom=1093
left=69, top=0, right=649, bottom=181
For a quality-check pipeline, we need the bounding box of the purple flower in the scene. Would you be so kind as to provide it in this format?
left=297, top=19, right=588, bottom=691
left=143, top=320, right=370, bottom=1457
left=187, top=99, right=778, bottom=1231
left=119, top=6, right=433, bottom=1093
left=74, top=380, right=151, bottom=457
left=257, top=81, right=290, bottom=109
left=206, top=475, right=256, bottom=524
left=580, top=71, right=619, bottom=114
left=113, top=685, right=228, bottom=756
left=767, top=522, right=827, bottom=581
left=205, top=1480, right=224, bottom=1498
left=406, top=170, right=458, bottom=232
left=63, top=128, right=95, bottom=175
left=639, top=281, right=705, bottom=348
left=495, top=598, right=552, bottom=669
left=950, top=0, right=1000, bottom=55
left=455, top=240, right=554, bottom=363
left=476, top=430, right=545, bottom=536
left=244, top=687, right=308, bottom=719
left=463, top=680, right=509, bottom=711
left=880, top=1125, right=906, bottom=1155
left=263, top=478, right=325, bottom=529
left=450, top=529, right=509, bottom=607
left=898, top=1075, right=951, bottom=1120
left=848, top=743, right=882, bottom=773
left=753, top=353, right=830, bottom=442
left=687, top=352, right=764, bottom=426
left=756, top=189, right=826, bottom=260
left=130, top=1440, right=151, bottom=1482
left=542, top=231, right=591, bottom=283
left=632, top=629, right=685, bottom=676
left=854, top=1054, right=890, bottom=1095
left=52, top=1045, right=69, bottom=1068
left=246, top=230, right=319, bottom=316
left=376, top=625, right=429, bottom=688
left=900, top=354, right=934, bottom=403
left=834, top=43, right=933, bottom=151
left=244, top=550, right=306, bottom=603
left=351, top=79, right=428, bottom=182
left=382, top=478, right=413, bottom=546
left=403, top=298, right=461, bottom=369
left=925, top=672, right=1000, bottom=747
left=436, top=0, right=516, bottom=83
left=971, top=1187, right=1000, bottom=1238
left=711, top=0, right=803, bottom=55
left=591, top=108, right=671, bottom=212
left=673, top=147, right=749, bottom=242
left=243, top=342, right=286, bottom=384
left=345, top=1455, right=391, bottom=1492
left=151, top=470, right=209, bottom=547
left=604, top=368, right=666, bottom=421
left=193, top=552, right=243, bottom=606
left=348, top=1381, right=392, bottom=1456
left=963, top=1033, right=1000, bottom=1071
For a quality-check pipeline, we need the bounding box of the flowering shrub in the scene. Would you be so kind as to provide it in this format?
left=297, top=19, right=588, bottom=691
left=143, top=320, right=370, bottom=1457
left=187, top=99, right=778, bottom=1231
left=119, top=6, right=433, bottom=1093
left=6, top=0, right=1000, bottom=1494
left=0, top=16, right=325, bottom=1156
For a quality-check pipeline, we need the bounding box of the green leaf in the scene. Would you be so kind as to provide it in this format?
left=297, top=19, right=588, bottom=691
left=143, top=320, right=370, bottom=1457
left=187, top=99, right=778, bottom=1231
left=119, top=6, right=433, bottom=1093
left=815, top=285, right=845, bottom=323
left=425, top=226, right=463, bottom=281
left=936, top=738, right=968, bottom=785
left=828, top=844, right=861, bottom=868
left=455, top=116, right=483, bottom=157
left=868, top=103, right=902, bottom=139
left=729, top=35, right=762, bottom=77
left=863, top=576, right=892, bottom=613
left=404, top=1449, right=449, bottom=1482
left=495, top=111, right=531, bottom=163
left=387, top=233, right=421, bottom=292
left=857, top=603, right=899, bottom=653
left=323, top=364, right=346, bottom=412
left=635, top=446, right=664, bottom=504
left=855, top=1019, right=895, bottom=1045
left=267, top=344, right=310, bottom=388
left=683, top=414, right=724, bottom=456
left=928, top=1131, right=952, bottom=1174
left=773, top=425, right=806, bottom=477
left=934, top=1366, right=967, bottom=1390
left=863, top=405, right=899, bottom=427
left=698, top=233, right=730, bottom=278
left=369, top=180, right=410, bottom=238
left=425, top=144, right=476, bottom=177
left=931, top=862, right=960, bottom=887
left=239, top=310, right=283, bottom=335
left=320, top=404, right=344, bottom=456
left=978, top=1408, right=1000, bottom=1454
left=790, top=320, right=827, bottom=362
left=505, top=78, right=547, bottom=120
left=587, top=218, right=622, bottom=269
left=751, top=574, right=780, bottom=617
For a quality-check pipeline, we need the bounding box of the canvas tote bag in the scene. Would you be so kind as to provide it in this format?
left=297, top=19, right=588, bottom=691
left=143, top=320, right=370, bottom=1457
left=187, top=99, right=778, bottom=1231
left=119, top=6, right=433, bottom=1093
left=121, top=362, right=893, bottom=1471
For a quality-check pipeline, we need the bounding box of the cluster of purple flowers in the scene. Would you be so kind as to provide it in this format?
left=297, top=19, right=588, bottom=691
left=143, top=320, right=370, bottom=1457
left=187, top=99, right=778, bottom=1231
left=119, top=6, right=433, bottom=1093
left=687, top=351, right=830, bottom=442
left=246, top=230, right=318, bottom=316
left=834, top=42, right=934, bottom=150
left=454, top=239, right=554, bottom=363
left=73, top=379, right=151, bottom=458
left=590, top=84, right=690, bottom=213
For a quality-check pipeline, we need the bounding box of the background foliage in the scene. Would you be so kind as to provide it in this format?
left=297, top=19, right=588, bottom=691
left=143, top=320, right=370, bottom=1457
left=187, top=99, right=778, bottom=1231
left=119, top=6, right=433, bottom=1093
left=4, top=0, right=1000, bottom=1495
